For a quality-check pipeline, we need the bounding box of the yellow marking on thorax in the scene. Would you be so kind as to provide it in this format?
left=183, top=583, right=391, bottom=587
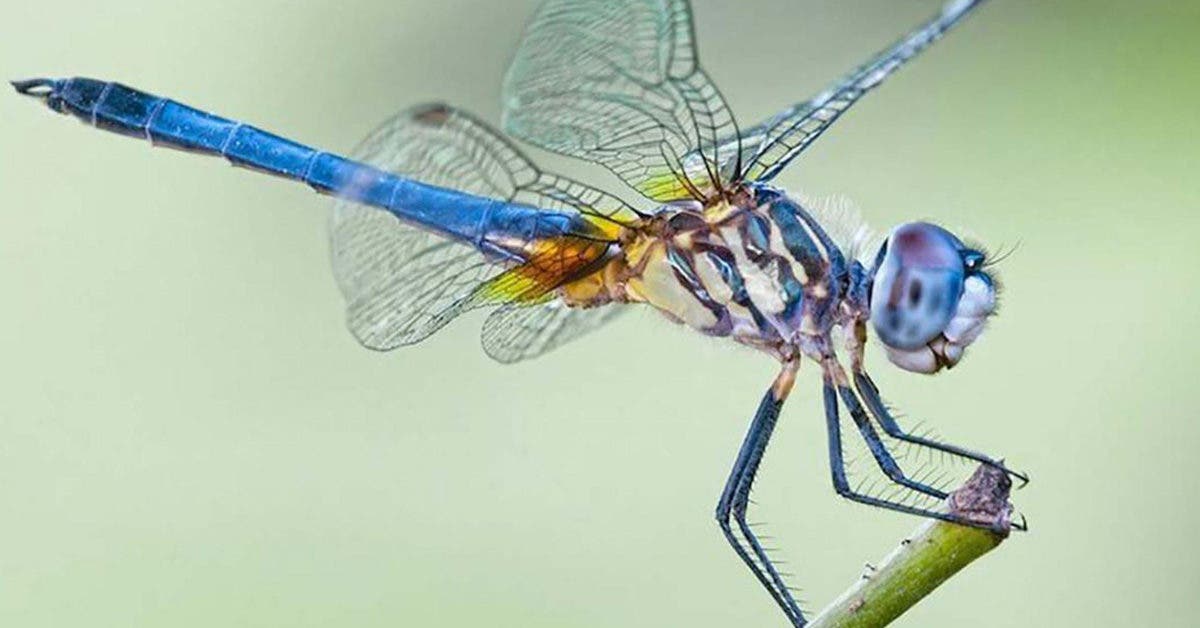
left=624, top=239, right=719, bottom=330
left=703, top=199, right=740, bottom=224
left=691, top=244, right=759, bottom=338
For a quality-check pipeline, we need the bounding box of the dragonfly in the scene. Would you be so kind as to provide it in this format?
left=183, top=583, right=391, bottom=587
left=14, top=0, right=1027, bottom=625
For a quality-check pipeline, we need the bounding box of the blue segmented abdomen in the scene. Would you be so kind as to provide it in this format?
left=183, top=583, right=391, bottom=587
left=27, top=77, right=597, bottom=260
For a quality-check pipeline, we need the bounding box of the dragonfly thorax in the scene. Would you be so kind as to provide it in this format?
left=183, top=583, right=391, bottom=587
left=565, top=184, right=863, bottom=358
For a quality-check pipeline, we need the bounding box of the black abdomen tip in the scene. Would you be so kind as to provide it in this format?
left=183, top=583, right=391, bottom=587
left=11, top=78, right=57, bottom=97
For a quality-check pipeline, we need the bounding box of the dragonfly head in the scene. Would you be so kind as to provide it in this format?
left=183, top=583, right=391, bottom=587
left=867, top=222, right=997, bottom=374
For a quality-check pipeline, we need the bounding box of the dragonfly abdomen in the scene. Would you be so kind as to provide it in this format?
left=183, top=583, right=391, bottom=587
left=16, top=77, right=605, bottom=263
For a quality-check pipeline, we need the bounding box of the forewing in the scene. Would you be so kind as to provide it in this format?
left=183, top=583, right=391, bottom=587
left=331, top=103, right=632, bottom=355
left=723, top=0, right=988, bottom=183
left=502, top=0, right=740, bottom=203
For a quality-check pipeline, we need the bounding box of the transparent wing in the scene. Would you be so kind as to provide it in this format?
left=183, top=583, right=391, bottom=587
left=501, top=0, right=740, bottom=203
left=331, top=103, right=632, bottom=356
left=481, top=301, right=625, bottom=364
left=332, top=216, right=500, bottom=350
left=718, top=0, right=988, bottom=183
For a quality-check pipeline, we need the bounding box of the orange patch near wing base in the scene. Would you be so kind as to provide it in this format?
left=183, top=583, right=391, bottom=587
left=471, top=236, right=612, bottom=306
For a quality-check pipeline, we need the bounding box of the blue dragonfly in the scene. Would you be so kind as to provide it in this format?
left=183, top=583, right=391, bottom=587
left=14, top=0, right=1027, bottom=624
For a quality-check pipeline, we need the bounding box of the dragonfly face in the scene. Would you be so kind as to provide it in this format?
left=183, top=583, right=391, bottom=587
left=869, top=222, right=998, bottom=373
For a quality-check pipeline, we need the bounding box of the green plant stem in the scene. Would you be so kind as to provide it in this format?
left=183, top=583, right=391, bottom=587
left=808, top=465, right=1015, bottom=628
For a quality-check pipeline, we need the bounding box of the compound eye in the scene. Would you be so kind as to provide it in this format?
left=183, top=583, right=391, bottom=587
left=870, top=223, right=966, bottom=351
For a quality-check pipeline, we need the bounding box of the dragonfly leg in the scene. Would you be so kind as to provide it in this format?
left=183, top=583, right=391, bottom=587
left=823, top=360, right=950, bottom=500
left=822, top=378, right=1023, bottom=532
left=715, top=363, right=806, bottom=627
left=853, top=370, right=1029, bottom=487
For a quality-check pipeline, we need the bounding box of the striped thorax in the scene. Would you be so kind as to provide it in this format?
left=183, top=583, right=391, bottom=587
left=563, top=183, right=866, bottom=361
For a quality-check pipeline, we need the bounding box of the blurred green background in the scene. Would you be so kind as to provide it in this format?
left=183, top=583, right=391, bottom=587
left=1, top=1, right=1197, bottom=626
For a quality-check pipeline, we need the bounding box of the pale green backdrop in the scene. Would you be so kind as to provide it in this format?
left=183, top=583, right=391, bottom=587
left=1, top=1, right=1197, bottom=626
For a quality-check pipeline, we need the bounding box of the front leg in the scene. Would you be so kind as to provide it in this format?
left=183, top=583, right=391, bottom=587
left=843, top=320, right=1028, bottom=487
left=715, top=360, right=806, bottom=627
left=826, top=358, right=952, bottom=501
left=854, top=370, right=1030, bottom=487
left=822, top=363, right=1024, bottom=532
